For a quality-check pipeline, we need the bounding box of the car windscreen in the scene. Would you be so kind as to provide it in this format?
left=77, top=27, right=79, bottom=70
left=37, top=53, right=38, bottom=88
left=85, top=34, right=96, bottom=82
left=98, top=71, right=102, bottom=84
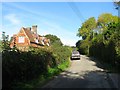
left=72, top=51, right=79, bottom=54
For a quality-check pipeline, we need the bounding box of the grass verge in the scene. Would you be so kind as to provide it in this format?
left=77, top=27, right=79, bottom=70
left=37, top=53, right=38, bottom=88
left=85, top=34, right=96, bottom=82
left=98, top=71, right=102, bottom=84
left=13, top=59, right=70, bottom=89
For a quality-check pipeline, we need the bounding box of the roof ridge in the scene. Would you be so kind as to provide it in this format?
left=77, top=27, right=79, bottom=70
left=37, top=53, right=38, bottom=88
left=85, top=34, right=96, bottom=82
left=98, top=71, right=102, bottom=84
left=23, top=28, right=35, bottom=42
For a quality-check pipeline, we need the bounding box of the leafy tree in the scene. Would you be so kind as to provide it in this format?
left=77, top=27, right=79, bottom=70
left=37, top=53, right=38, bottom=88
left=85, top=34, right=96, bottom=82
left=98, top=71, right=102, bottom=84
left=3, top=36, right=71, bottom=88
left=76, top=40, right=89, bottom=55
left=45, top=34, right=63, bottom=46
left=76, top=40, right=81, bottom=48
left=1, top=31, right=10, bottom=51
left=77, top=17, right=97, bottom=40
left=77, top=17, right=97, bottom=55
left=77, top=13, right=119, bottom=57
left=76, top=2, right=120, bottom=71
left=0, top=41, right=2, bottom=52
left=97, top=13, right=118, bottom=31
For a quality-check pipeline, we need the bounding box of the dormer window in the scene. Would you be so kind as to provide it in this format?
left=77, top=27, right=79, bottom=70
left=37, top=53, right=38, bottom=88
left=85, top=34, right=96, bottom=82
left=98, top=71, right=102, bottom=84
left=18, top=36, right=25, bottom=43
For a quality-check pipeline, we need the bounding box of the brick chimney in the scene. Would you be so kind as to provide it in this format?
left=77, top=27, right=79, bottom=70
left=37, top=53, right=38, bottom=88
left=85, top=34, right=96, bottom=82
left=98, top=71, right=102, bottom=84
left=31, top=25, right=37, bottom=34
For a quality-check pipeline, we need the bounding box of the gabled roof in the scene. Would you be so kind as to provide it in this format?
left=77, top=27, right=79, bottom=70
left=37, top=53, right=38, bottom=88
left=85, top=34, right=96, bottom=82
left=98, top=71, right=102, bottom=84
left=17, top=26, right=50, bottom=46
left=22, top=27, right=35, bottom=42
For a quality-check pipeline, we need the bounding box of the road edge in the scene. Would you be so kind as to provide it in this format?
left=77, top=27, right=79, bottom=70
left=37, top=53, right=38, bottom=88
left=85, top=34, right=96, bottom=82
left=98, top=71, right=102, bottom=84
left=107, top=73, right=120, bottom=89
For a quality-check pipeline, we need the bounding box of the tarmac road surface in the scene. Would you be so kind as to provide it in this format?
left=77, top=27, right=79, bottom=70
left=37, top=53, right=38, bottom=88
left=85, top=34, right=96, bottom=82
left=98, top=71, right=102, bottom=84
left=42, top=55, right=117, bottom=88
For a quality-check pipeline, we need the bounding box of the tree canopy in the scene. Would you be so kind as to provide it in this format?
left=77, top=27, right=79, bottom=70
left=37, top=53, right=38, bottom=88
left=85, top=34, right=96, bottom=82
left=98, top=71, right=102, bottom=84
left=45, top=34, right=63, bottom=46
left=97, top=13, right=118, bottom=30
left=76, top=12, right=120, bottom=66
left=77, top=17, right=96, bottom=40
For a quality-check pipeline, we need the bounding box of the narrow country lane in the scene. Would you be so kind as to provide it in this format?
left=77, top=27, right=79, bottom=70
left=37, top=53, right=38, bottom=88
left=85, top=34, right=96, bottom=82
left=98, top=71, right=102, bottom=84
left=42, top=55, right=114, bottom=88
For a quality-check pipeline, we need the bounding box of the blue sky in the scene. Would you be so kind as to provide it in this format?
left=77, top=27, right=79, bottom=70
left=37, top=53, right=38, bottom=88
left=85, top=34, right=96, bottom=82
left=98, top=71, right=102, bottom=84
left=1, top=2, right=118, bottom=46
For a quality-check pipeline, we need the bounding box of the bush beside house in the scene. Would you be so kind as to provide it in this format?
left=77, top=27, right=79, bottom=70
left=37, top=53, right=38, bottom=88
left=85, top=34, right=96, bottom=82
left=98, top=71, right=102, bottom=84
left=2, top=33, right=72, bottom=88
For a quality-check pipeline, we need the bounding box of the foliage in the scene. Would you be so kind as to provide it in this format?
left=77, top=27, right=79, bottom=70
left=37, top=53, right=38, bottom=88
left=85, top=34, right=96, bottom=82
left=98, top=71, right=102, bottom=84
left=76, top=40, right=88, bottom=55
left=51, top=45, right=71, bottom=64
left=77, top=17, right=96, bottom=40
left=76, top=13, right=120, bottom=70
left=13, top=60, right=70, bottom=88
left=0, top=41, right=2, bottom=52
left=97, top=13, right=118, bottom=33
left=2, top=35, right=71, bottom=88
left=0, top=32, right=10, bottom=51
left=45, top=34, right=63, bottom=46
left=3, top=49, right=53, bottom=88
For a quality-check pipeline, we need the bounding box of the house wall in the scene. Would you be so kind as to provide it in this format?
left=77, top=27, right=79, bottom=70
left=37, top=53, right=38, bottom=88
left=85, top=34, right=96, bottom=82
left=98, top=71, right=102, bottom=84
left=10, top=29, right=30, bottom=51
left=16, top=29, right=30, bottom=46
left=10, top=26, right=50, bottom=51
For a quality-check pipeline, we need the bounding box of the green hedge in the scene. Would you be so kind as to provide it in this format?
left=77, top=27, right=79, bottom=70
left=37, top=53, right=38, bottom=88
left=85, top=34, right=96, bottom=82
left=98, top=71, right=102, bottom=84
left=2, top=49, right=54, bottom=88
left=2, top=46, right=71, bottom=88
left=89, top=41, right=116, bottom=64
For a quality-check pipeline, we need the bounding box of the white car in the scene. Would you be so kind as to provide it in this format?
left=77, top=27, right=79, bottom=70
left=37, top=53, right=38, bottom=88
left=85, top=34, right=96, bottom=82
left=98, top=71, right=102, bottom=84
left=71, top=50, right=80, bottom=60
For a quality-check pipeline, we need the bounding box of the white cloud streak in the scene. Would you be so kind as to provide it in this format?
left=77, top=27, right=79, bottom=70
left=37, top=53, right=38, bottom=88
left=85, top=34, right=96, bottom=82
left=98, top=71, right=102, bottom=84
left=2, top=3, right=81, bottom=46
left=4, top=14, right=21, bottom=25
left=3, top=3, right=67, bottom=22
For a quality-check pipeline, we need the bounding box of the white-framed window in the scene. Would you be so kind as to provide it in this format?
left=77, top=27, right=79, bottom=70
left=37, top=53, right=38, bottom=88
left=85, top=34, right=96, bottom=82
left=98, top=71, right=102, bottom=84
left=35, top=39, right=39, bottom=43
left=18, top=36, right=25, bottom=43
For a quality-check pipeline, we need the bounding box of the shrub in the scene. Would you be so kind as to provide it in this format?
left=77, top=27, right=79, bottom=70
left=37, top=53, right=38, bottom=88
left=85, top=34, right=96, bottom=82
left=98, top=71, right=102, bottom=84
left=2, top=45, right=71, bottom=88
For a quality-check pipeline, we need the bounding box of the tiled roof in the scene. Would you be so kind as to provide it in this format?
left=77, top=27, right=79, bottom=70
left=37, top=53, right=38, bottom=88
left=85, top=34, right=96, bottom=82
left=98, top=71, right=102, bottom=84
left=21, top=27, right=50, bottom=46
left=23, top=28, right=35, bottom=42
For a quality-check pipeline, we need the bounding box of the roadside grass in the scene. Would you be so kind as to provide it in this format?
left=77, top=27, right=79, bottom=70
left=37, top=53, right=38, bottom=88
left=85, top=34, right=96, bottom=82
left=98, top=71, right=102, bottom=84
left=13, top=59, right=70, bottom=89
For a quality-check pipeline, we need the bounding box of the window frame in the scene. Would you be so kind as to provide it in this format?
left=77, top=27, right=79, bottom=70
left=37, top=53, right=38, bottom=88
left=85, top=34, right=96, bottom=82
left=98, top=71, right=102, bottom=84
left=18, top=36, right=25, bottom=43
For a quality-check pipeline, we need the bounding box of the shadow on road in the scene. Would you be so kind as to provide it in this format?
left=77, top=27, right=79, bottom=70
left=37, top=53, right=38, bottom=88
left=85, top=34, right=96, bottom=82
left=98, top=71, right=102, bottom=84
left=43, top=55, right=119, bottom=88
left=70, top=58, right=80, bottom=61
left=43, top=70, right=112, bottom=88
left=88, top=57, right=119, bottom=73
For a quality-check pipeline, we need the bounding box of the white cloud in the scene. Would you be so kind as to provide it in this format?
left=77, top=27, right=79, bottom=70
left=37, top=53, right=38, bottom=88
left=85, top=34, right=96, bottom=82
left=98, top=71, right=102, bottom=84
left=4, top=14, right=21, bottom=25
left=3, top=3, right=68, bottom=23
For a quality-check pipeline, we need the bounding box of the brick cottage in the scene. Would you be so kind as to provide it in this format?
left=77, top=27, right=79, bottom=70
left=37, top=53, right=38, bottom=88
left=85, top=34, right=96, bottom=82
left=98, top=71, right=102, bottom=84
left=10, top=25, right=50, bottom=51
